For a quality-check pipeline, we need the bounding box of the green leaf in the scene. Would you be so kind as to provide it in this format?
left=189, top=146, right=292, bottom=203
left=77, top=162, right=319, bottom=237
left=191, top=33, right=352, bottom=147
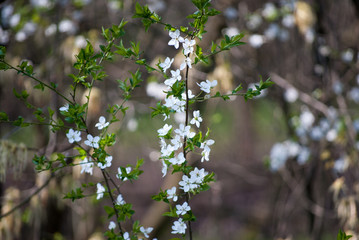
left=191, top=0, right=211, bottom=10
left=337, top=230, right=352, bottom=240
left=13, top=116, right=30, bottom=127
left=34, top=83, right=45, bottom=91
left=208, top=8, right=221, bottom=16
left=163, top=206, right=177, bottom=217
left=63, top=188, right=85, bottom=202
left=0, top=111, right=9, bottom=121
left=50, top=82, right=58, bottom=89
left=85, top=41, right=94, bottom=56
left=211, top=41, right=217, bottom=53
left=104, top=206, right=115, bottom=218
left=232, top=84, right=242, bottom=94
left=0, top=62, right=9, bottom=70
left=0, top=46, right=6, bottom=59
left=180, top=26, right=188, bottom=32
left=221, top=95, right=230, bottom=101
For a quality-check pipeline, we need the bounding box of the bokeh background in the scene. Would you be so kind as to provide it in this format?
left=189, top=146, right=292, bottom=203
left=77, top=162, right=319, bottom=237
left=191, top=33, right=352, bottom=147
left=1, top=0, right=359, bottom=239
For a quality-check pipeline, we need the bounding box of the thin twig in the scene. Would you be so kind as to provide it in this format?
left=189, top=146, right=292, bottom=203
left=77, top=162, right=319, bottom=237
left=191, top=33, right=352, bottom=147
left=1, top=61, right=72, bottom=103
left=0, top=172, right=54, bottom=219
left=101, top=169, right=124, bottom=235
left=270, top=73, right=331, bottom=117
left=279, top=170, right=335, bottom=217
left=183, top=57, right=193, bottom=240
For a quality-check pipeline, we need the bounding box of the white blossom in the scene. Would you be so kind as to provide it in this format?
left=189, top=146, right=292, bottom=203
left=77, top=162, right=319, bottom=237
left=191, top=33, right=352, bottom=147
left=248, top=34, right=265, bottom=48
left=169, top=152, right=186, bottom=165
left=284, top=88, right=298, bottom=103
left=146, top=82, right=167, bottom=100
left=164, top=96, right=186, bottom=113
left=96, top=183, right=105, bottom=200
left=224, top=7, right=238, bottom=20
left=59, top=103, right=69, bottom=112
left=164, top=69, right=182, bottom=87
left=183, top=38, right=196, bottom=55
left=181, top=90, right=195, bottom=100
left=197, top=79, right=217, bottom=93
left=117, top=167, right=132, bottom=181
left=80, top=157, right=94, bottom=175
left=179, top=175, right=197, bottom=192
left=176, top=202, right=191, bottom=215
left=95, top=116, right=109, bottom=130
left=262, top=3, right=278, bottom=20
left=189, top=167, right=208, bottom=184
left=269, top=141, right=301, bottom=171
left=200, top=139, right=214, bottom=162
left=45, top=24, right=57, bottom=36
left=326, top=129, right=337, bottom=142
left=9, top=13, right=20, bottom=27
left=264, top=23, right=280, bottom=40
left=158, top=124, right=172, bottom=136
left=66, top=129, right=81, bottom=144
left=161, top=160, right=168, bottom=177
left=282, top=14, right=295, bottom=28
left=270, top=143, right=288, bottom=171
left=180, top=57, right=192, bottom=70
left=116, top=194, right=126, bottom=205
left=159, top=57, right=174, bottom=72
left=333, top=157, right=349, bottom=173
left=201, top=139, right=214, bottom=151
left=140, top=226, right=153, bottom=238
left=167, top=186, right=178, bottom=202
left=297, top=147, right=310, bottom=165
left=247, top=14, right=262, bottom=30
left=98, top=156, right=113, bottom=169
left=175, top=124, right=195, bottom=138
left=15, top=31, right=27, bottom=42
left=190, top=110, right=202, bottom=128
left=171, top=218, right=187, bottom=234
left=84, top=134, right=100, bottom=148
left=161, top=144, right=174, bottom=157
left=348, top=87, right=359, bottom=103
left=123, top=232, right=130, bottom=240
left=168, top=29, right=184, bottom=49
left=108, top=221, right=116, bottom=230
left=223, top=27, right=239, bottom=37
left=341, top=49, right=354, bottom=63
left=59, top=19, right=77, bottom=34
left=299, top=110, right=315, bottom=130
left=171, top=134, right=183, bottom=150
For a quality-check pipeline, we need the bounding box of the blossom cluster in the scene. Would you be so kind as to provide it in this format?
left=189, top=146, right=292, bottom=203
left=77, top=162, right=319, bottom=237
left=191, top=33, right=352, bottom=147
left=61, top=107, right=156, bottom=238
left=61, top=113, right=111, bottom=175
left=154, top=29, right=218, bottom=236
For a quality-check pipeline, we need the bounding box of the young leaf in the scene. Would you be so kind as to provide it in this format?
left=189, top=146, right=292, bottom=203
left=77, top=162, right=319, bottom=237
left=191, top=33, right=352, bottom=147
left=0, top=46, right=6, bottom=59
left=337, top=230, right=352, bottom=240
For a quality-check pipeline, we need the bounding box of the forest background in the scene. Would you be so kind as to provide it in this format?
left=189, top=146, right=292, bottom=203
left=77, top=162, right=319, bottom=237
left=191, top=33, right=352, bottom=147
left=1, top=0, right=359, bottom=239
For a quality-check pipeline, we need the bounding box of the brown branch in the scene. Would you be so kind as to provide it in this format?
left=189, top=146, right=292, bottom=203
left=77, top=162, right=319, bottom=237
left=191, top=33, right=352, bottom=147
left=270, top=73, right=331, bottom=117
left=101, top=169, right=124, bottom=236
left=279, top=170, right=335, bottom=218
left=0, top=172, right=54, bottom=219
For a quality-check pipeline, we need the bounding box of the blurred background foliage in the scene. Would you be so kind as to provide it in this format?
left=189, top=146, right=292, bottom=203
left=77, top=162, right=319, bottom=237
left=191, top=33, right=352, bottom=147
left=1, top=0, right=359, bottom=239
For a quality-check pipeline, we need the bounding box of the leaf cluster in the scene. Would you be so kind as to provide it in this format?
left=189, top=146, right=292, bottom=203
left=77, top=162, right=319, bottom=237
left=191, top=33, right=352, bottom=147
left=244, top=77, right=274, bottom=101
left=337, top=230, right=352, bottom=240
left=133, top=3, right=162, bottom=31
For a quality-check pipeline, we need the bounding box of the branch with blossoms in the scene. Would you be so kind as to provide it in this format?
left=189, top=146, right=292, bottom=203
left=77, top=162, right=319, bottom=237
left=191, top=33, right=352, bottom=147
left=132, top=1, right=272, bottom=239
left=0, top=20, right=156, bottom=239
left=0, top=1, right=273, bottom=240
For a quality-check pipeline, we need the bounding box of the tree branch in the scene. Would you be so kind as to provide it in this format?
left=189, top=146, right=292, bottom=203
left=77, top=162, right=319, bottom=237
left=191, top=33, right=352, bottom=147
left=0, top=172, right=54, bottom=219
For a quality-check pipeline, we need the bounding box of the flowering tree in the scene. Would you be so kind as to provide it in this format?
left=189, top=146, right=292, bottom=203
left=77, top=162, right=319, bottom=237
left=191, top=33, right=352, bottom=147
left=1, top=0, right=358, bottom=239
left=0, top=0, right=273, bottom=239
